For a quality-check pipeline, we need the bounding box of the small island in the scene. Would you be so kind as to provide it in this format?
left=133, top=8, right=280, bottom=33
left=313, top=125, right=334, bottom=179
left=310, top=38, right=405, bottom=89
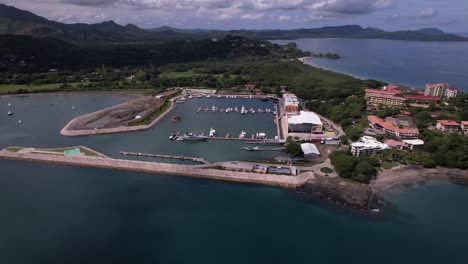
left=311, top=52, right=341, bottom=59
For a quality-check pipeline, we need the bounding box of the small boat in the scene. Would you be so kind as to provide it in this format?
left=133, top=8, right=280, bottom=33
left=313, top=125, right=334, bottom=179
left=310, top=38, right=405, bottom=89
left=8, top=103, right=12, bottom=107
left=169, top=132, right=176, bottom=140
left=256, top=132, right=266, bottom=139
left=239, top=131, right=246, bottom=139
left=206, top=95, right=211, bottom=98
left=211, top=106, right=217, bottom=112
left=234, top=107, right=239, bottom=112
left=171, top=116, right=181, bottom=122
left=241, top=106, right=246, bottom=115
left=188, top=95, right=193, bottom=99
left=72, top=106, right=76, bottom=109
left=217, top=95, right=221, bottom=99
left=209, top=128, right=216, bottom=137
left=18, top=120, right=22, bottom=124
left=7, top=111, right=13, bottom=116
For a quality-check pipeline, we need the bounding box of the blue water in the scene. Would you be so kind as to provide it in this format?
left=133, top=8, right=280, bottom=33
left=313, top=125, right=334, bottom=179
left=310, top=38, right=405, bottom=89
left=1, top=94, right=468, bottom=263
left=273, top=38, right=468, bottom=91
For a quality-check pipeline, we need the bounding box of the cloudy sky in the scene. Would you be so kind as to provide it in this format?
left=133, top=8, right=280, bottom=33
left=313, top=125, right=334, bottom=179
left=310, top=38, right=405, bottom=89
left=1, top=0, right=467, bottom=32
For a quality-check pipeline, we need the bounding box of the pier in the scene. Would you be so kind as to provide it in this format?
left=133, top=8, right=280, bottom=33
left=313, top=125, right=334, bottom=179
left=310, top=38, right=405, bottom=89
left=120, top=151, right=209, bottom=164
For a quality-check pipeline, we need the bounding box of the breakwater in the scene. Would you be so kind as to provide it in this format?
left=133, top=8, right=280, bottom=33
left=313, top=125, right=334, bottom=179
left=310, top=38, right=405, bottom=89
left=0, top=148, right=315, bottom=188
left=120, top=151, right=209, bottom=164
left=60, top=99, right=175, bottom=137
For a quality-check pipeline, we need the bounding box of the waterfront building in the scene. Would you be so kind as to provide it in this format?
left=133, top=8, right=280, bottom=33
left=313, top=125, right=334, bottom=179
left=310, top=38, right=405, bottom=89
left=384, top=139, right=408, bottom=150
left=425, top=83, right=448, bottom=98
left=460, top=121, right=468, bottom=134
left=436, top=120, right=460, bottom=133
left=365, top=88, right=405, bottom=107
left=283, top=93, right=299, bottom=114
left=402, top=139, right=425, bottom=150
left=368, top=115, right=419, bottom=138
left=351, top=136, right=390, bottom=156
left=300, top=143, right=320, bottom=158
left=288, top=111, right=323, bottom=133
left=445, top=87, right=460, bottom=98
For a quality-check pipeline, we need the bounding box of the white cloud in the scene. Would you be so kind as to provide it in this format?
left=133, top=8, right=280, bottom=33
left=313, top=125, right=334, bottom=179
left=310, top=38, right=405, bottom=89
left=240, top=13, right=264, bottom=20
left=417, top=8, right=438, bottom=19
left=278, top=15, right=291, bottom=21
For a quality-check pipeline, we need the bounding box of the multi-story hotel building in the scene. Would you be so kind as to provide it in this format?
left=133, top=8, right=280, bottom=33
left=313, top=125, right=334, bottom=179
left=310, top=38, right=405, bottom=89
left=425, top=83, right=448, bottom=98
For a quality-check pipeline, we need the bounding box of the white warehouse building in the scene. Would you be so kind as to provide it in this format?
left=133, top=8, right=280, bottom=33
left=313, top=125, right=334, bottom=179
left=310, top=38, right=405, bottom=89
left=288, top=111, right=323, bottom=133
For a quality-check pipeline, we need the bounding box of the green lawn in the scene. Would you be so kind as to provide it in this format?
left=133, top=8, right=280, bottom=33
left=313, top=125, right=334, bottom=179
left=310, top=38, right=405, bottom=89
left=320, top=167, right=334, bottom=174
left=41, top=147, right=103, bottom=157
left=6, top=147, right=23, bottom=152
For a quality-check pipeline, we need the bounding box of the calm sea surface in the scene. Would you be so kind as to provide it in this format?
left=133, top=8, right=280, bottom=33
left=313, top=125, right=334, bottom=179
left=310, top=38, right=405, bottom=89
left=272, top=38, right=468, bottom=91
left=1, top=94, right=468, bottom=263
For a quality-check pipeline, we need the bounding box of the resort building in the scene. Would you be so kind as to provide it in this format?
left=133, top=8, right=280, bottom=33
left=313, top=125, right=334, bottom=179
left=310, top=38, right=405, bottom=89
left=445, top=87, right=460, bottom=98
left=283, top=93, right=299, bottom=114
left=300, top=143, right=320, bottom=158
left=425, top=83, right=449, bottom=98
left=436, top=120, right=460, bottom=133
left=461, top=121, right=468, bottom=134
left=365, top=88, right=406, bottom=107
left=404, top=95, right=439, bottom=104
left=368, top=115, right=419, bottom=138
left=288, top=111, right=323, bottom=133
left=402, top=139, right=425, bottom=150
left=384, top=139, right=408, bottom=150
left=351, top=136, right=390, bottom=156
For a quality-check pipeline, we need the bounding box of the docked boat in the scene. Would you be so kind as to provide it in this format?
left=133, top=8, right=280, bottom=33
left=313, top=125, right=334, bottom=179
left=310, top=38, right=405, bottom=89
left=234, top=107, right=239, bottom=112
left=171, top=116, right=181, bottom=122
left=177, top=132, right=209, bottom=141
left=241, top=146, right=261, bottom=151
left=169, top=132, right=177, bottom=140
left=239, top=131, right=246, bottom=139
left=241, top=105, right=246, bottom=115
left=188, top=95, right=193, bottom=99
left=175, top=97, right=187, bottom=103
left=209, top=128, right=216, bottom=137
left=256, top=132, right=266, bottom=139
left=7, top=111, right=13, bottom=116
left=206, top=95, right=211, bottom=98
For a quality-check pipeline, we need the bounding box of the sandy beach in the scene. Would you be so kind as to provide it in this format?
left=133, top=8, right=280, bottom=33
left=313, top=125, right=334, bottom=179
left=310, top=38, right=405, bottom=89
left=371, top=165, right=468, bottom=192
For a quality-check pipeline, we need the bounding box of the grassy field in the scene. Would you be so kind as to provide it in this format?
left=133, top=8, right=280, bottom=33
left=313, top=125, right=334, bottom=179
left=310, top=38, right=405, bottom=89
left=41, top=147, right=104, bottom=157
left=0, top=82, right=87, bottom=94
left=5, top=147, right=23, bottom=152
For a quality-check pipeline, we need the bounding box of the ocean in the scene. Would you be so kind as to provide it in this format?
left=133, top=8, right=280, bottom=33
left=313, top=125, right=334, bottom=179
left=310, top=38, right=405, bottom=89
left=0, top=81, right=467, bottom=262
left=272, top=38, right=468, bottom=91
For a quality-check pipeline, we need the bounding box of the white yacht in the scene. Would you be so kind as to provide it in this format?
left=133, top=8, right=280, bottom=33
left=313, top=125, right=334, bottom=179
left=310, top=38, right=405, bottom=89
left=209, top=128, right=216, bottom=137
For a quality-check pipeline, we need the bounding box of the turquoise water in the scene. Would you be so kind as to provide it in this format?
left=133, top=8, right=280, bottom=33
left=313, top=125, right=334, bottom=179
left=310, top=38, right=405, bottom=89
left=272, top=38, right=468, bottom=91
left=1, top=94, right=468, bottom=263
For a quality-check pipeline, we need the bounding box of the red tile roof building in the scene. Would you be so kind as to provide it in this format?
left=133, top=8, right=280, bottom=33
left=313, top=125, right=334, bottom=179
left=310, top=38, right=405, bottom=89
left=368, top=115, right=419, bottom=138
left=365, top=88, right=406, bottom=107
left=461, top=121, right=468, bottom=134
left=436, top=120, right=460, bottom=133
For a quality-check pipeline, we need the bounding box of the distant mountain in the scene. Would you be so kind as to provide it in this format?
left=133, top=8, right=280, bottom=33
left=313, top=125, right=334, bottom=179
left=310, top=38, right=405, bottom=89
left=0, top=3, right=466, bottom=43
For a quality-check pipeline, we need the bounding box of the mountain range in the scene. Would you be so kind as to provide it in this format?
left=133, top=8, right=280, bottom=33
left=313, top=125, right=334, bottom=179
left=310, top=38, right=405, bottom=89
left=0, top=3, right=467, bottom=44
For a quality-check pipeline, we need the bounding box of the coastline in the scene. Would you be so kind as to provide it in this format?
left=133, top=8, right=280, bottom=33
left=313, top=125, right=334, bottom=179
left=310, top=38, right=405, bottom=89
left=0, top=90, right=145, bottom=98
left=297, top=56, right=366, bottom=81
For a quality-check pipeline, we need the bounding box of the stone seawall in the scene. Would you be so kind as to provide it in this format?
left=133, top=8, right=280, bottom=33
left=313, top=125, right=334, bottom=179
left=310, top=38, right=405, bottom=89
left=60, top=100, right=175, bottom=137
left=0, top=149, right=315, bottom=188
